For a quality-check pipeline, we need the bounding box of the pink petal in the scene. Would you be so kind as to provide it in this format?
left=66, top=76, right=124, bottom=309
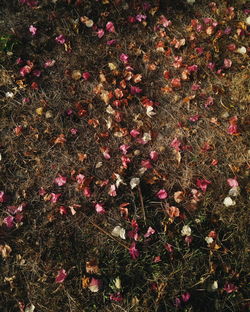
left=83, top=187, right=91, bottom=198
left=130, top=86, right=142, bottom=95
left=227, top=178, right=238, bottom=188
left=76, top=174, right=85, bottom=184
left=29, top=25, right=37, bottom=36
left=55, top=269, right=67, bottom=283
left=0, top=191, right=7, bottom=203
left=119, top=53, right=129, bottom=64
left=108, top=184, right=117, bottom=197
left=144, top=226, right=155, bottom=238
left=95, top=203, right=106, bottom=214
left=82, top=72, right=90, bottom=80
left=3, top=216, right=15, bottom=228
left=88, top=278, right=102, bottom=292
left=106, top=39, right=116, bottom=46
left=44, top=59, right=55, bottom=68
left=224, top=58, right=232, bottom=69
left=156, top=189, right=168, bottom=199
left=150, top=151, right=159, bottom=161
left=54, top=175, right=67, bottom=186
left=196, top=179, right=211, bottom=192
left=106, top=21, right=115, bottom=33
left=55, top=35, right=66, bottom=44
left=129, top=242, right=139, bottom=259
left=119, top=144, right=130, bottom=155
left=97, top=28, right=105, bottom=38
left=50, top=193, right=61, bottom=203
left=130, top=129, right=140, bottom=137
left=170, top=138, right=181, bottom=151
left=141, top=160, right=152, bottom=169
left=110, top=293, right=123, bottom=302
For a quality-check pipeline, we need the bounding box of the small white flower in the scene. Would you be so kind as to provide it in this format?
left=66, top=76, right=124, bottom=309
left=5, top=92, right=14, bottom=98
left=114, top=277, right=121, bottom=289
left=246, top=16, right=250, bottom=26
left=228, top=186, right=240, bottom=197
left=205, top=236, right=214, bottom=244
left=111, top=226, right=126, bottom=240
left=223, top=196, right=236, bottom=207
left=181, top=225, right=191, bottom=236
left=142, top=132, right=151, bottom=143
left=187, top=0, right=195, bottom=4
left=211, top=280, right=218, bottom=291
left=237, top=46, right=247, bottom=55
left=114, top=173, right=126, bottom=188
left=130, top=177, right=140, bottom=189
left=146, top=106, right=156, bottom=118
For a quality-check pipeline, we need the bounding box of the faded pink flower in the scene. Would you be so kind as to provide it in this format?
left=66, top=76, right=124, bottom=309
left=29, top=25, right=37, bottom=36
left=20, top=65, right=32, bottom=77
left=55, top=35, right=66, bottom=44
left=50, top=193, right=61, bottom=203
left=130, top=86, right=142, bottom=94
left=76, top=174, right=85, bottom=184
left=189, top=114, right=200, bottom=122
left=0, top=191, right=6, bottom=203
left=136, top=14, right=147, bottom=22
left=97, top=28, right=104, bottom=38
left=223, top=283, right=238, bottom=294
left=144, top=226, right=155, bottom=238
left=187, top=64, right=198, bottom=72
left=196, top=179, right=211, bottom=192
left=227, top=178, right=238, bottom=188
left=83, top=187, right=91, bottom=198
left=164, top=243, right=174, bottom=253
left=150, top=151, right=159, bottom=161
left=106, top=21, right=115, bottom=33
left=227, top=116, right=239, bottom=135
left=121, top=155, right=131, bottom=168
left=59, top=206, right=67, bottom=215
left=130, top=129, right=140, bottom=137
left=205, top=96, right=214, bottom=108
left=44, top=59, right=55, bottom=68
left=82, top=72, right=90, bottom=80
left=3, top=216, right=15, bottom=228
left=110, top=293, right=123, bottom=302
left=102, top=147, right=111, bottom=160
left=141, top=160, right=152, bottom=169
left=106, top=39, right=116, bottom=46
left=108, top=184, right=117, bottom=197
left=224, top=58, right=232, bottom=69
left=88, top=278, right=102, bottom=292
left=119, top=144, right=130, bottom=155
left=181, top=292, right=191, bottom=302
left=129, top=242, right=139, bottom=259
left=70, top=128, right=78, bottom=135
left=170, top=137, right=181, bottom=151
left=95, top=203, right=106, bottom=214
left=54, top=175, right=67, bottom=186
left=159, top=15, right=172, bottom=27
left=119, top=53, right=129, bottom=64
left=55, top=269, right=67, bottom=283
left=156, top=189, right=168, bottom=199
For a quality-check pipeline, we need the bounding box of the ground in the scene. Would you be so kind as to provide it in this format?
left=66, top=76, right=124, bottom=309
left=0, top=0, right=249, bottom=311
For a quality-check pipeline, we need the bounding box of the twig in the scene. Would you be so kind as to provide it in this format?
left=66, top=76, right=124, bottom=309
left=138, top=185, right=146, bottom=223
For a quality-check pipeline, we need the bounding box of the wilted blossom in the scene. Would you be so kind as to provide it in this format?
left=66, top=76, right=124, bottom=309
left=0, top=191, right=7, bottom=203
left=106, top=21, right=115, bottom=33
left=108, top=184, right=117, bottom=197
left=181, top=225, right=192, bottom=236
left=95, top=203, right=106, bottom=214
left=54, top=175, right=67, bottom=186
left=223, top=282, right=238, bottom=294
left=82, top=72, right=90, bottom=80
left=55, top=35, right=66, bottom=44
left=196, top=179, right=211, bottom=192
left=129, top=242, right=139, bottom=259
left=136, top=14, right=147, bottom=22
left=97, top=28, right=104, bottom=38
left=181, top=292, right=191, bottom=302
left=106, top=39, right=117, bottom=46
left=171, top=138, right=181, bottom=151
left=55, top=269, right=67, bottom=283
left=164, top=243, right=174, bottom=253
left=20, top=65, right=32, bottom=77
left=223, top=58, right=232, bottom=69
left=227, top=116, right=239, bottom=135
left=3, top=216, right=15, bottom=228
left=119, top=144, right=130, bottom=155
left=119, top=53, right=129, bottom=64
left=29, top=25, right=37, bottom=36
left=44, top=60, right=55, bottom=68
left=204, top=96, right=214, bottom=108
left=130, top=129, right=140, bottom=137
left=227, top=178, right=238, bottom=188
left=144, top=226, right=155, bottom=238
left=110, top=293, right=123, bottom=302
left=156, top=189, right=168, bottom=199
left=150, top=151, right=159, bottom=161
left=50, top=193, right=61, bottom=203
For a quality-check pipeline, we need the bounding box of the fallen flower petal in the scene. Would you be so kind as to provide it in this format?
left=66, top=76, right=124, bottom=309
left=110, top=292, right=123, bottom=302
left=88, top=278, right=102, bottom=292
left=55, top=35, right=66, bottom=44
left=181, top=225, right=192, bottom=236
left=129, top=242, right=139, bottom=259
left=106, top=21, right=115, bottom=33
left=29, top=25, right=37, bottom=36
left=223, top=196, right=236, bottom=207
left=144, top=226, right=155, bottom=238
left=156, top=189, right=168, bottom=199
left=171, top=138, right=181, bottom=151
left=223, top=283, right=238, bottom=294
left=0, top=191, right=7, bottom=203
left=196, top=179, right=211, bottom=192
left=227, top=178, right=238, bottom=188
left=130, top=177, right=140, bottom=189
left=111, top=226, right=126, bottom=240
left=3, top=216, right=15, bottom=228
left=108, top=184, right=117, bottom=197
left=54, top=175, right=67, bottom=186
left=55, top=269, right=67, bottom=283
left=119, top=53, right=129, bottom=64
left=50, top=193, right=61, bottom=203
left=95, top=203, right=106, bottom=214
left=181, top=292, right=191, bottom=302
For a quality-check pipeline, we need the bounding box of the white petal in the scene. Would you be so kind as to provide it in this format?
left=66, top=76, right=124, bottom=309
left=228, top=187, right=240, bottom=197
left=223, top=196, right=236, bottom=207
left=130, top=177, right=140, bottom=189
